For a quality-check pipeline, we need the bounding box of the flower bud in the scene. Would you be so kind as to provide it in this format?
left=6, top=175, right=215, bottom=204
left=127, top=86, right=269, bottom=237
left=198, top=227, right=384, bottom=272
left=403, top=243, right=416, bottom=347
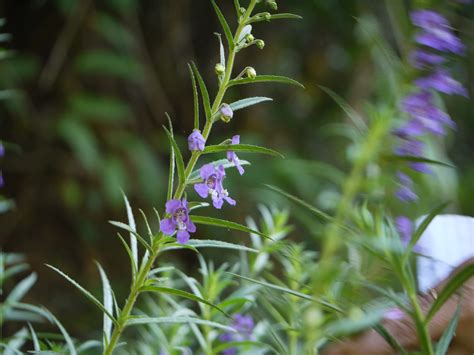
left=245, top=33, right=255, bottom=42
left=220, top=103, right=233, bottom=123
left=267, top=0, right=278, bottom=10
left=215, top=63, right=225, bottom=75
left=239, top=7, right=246, bottom=14
left=246, top=67, right=257, bottom=79
left=256, top=40, right=265, bottom=50
left=262, top=12, right=271, bottom=21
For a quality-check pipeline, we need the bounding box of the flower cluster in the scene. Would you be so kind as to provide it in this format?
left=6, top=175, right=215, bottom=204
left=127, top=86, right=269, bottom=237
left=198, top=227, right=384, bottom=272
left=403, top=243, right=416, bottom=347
left=220, top=314, right=255, bottom=355
left=394, top=9, right=467, bottom=240
left=160, top=104, right=247, bottom=243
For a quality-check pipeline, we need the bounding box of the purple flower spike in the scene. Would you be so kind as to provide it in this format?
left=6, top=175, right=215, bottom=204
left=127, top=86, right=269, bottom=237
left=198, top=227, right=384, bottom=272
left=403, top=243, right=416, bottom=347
left=395, top=215, right=413, bottom=246
left=415, top=70, right=468, bottom=97
left=159, top=199, right=196, bottom=244
left=220, top=314, right=255, bottom=355
left=188, top=130, right=206, bottom=152
left=220, top=104, right=234, bottom=122
left=395, top=172, right=419, bottom=202
left=227, top=135, right=245, bottom=175
left=411, top=10, right=450, bottom=29
left=194, top=164, right=236, bottom=209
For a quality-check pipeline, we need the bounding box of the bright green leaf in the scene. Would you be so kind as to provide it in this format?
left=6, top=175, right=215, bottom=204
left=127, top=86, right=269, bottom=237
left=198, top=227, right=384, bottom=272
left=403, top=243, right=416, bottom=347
left=203, top=144, right=283, bottom=158
left=228, top=75, right=304, bottom=88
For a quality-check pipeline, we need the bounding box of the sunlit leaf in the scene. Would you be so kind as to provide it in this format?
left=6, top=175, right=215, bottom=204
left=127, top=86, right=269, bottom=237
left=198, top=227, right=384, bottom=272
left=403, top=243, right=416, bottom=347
left=95, top=262, right=113, bottom=347
left=203, top=144, right=283, bottom=158
left=122, top=193, right=138, bottom=270
left=229, top=96, right=273, bottom=111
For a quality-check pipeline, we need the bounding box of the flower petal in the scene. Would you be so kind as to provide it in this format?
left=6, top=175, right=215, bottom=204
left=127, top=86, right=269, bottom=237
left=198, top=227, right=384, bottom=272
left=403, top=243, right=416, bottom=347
left=200, top=163, right=215, bottom=179
left=165, top=199, right=181, bottom=214
left=194, top=183, right=209, bottom=198
left=186, top=219, right=197, bottom=233
left=177, top=230, right=190, bottom=244
left=160, top=218, right=176, bottom=235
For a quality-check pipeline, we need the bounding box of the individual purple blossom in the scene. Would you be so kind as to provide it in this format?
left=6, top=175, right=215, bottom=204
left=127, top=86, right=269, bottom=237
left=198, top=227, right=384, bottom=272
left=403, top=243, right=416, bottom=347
left=394, top=139, right=432, bottom=174
left=384, top=307, right=405, bottom=321
left=409, top=49, right=446, bottom=69
left=415, top=70, right=468, bottom=97
left=227, top=135, right=245, bottom=175
left=188, top=130, right=206, bottom=152
left=194, top=163, right=236, bottom=209
left=159, top=199, right=196, bottom=244
left=395, top=172, right=419, bottom=202
left=411, top=10, right=450, bottom=29
left=220, top=104, right=234, bottom=122
left=395, top=215, right=413, bottom=246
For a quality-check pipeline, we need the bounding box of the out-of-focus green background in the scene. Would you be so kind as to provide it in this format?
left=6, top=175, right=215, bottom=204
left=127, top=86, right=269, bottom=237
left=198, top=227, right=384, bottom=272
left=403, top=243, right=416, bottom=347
left=1, top=0, right=473, bottom=338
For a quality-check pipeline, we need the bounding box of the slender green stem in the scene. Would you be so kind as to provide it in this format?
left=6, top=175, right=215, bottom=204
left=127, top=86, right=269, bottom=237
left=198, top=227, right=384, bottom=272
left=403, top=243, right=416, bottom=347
left=103, top=3, right=257, bottom=354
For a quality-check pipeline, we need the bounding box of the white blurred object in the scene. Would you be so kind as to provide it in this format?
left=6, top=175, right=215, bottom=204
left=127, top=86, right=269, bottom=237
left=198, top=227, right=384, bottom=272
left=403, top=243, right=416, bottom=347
left=416, top=214, right=474, bottom=293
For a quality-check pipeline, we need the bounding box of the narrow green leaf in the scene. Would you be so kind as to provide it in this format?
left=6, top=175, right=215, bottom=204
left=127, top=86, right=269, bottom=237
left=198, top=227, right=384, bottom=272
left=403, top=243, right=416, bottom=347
left=203, top=144, right=283, bottom=158
left=228, top=75, right=304, bottom=88
left=122, top=193, right=138, bottom=269
left=166, top=239, right=259, bottom=253
left=229, top=96, right=273, bottom=111
left=228, top=273, right=342, bottom=312
left=233, top=0, right=241, bottom=15
left=319, top=85, right=366, bottom=132
left=45, top=265, right=117, bottom=325
left=189, top=201, right=210, bottom=211
left=215, top=33, right=225, bottom=67
left=163, top=126, right=186, bottom=186
left=188, top=64, right=200, bottom=130
left=404, top=202, right=450, bottom=262
left=426, top=263, right=474, bottom=322
left=191, top=62, right=212, bottom=120
left=6, top=273, right=37, bottom=304
left=191, top=216, right=270, bottom=239
left=211, top=0, right=234, bottom=50
left=95, top=262, right=113, bottom=347
left=165, top=113, right=175, bottom=201
left=189, top=159, right=250, bottom=180
left=126, top=316, right=235, bottom=332
left=115, top=232, right=138, bottom=276
left=109, top=221, right=152, bottom=252
left=27, top=323, right=41, bottom=351
left=140, top=285, right=228, bottom=316
left=435, top=304, right=461, bottom=355
left=383, top=155, right=455, bottom=169
left=268, top=13, right=302, bottom=20
left=265, top=185, right=332, bottom=222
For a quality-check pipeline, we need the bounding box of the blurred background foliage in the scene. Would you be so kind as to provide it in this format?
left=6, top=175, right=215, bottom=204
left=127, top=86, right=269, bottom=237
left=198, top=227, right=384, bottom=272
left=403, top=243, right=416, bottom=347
left=0, top=0, right=473, bottom=339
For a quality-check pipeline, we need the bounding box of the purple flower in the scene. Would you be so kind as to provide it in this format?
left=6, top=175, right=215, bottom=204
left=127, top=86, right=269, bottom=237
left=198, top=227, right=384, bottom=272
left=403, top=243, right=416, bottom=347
left=409, top=49, right=446, bottom=69
left=159, top=199, right=196, bottom=244
left=395, top=172, right=419, bottom=203
left=411, top=10, right=450, bottom=30
left=395, top=215, right=413, bottom=246
left=194, top=164, right=236, bottom=209
left=188, top=130, right=206, bottom=152
left=220, top=104, right=234, bottom=122
left=384, top=307, right=405, bottom=321
left=227, top=135, right=244, bottom=175
left=220, top=314, right=255, bottom=354
left=415, top=70, right=468, bottom=97
left=0, top=142, right=4, bottom=157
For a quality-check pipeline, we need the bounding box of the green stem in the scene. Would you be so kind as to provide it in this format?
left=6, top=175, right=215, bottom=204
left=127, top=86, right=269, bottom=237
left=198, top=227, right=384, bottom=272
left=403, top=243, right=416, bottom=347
left=103, top=3, right=257, bottom=354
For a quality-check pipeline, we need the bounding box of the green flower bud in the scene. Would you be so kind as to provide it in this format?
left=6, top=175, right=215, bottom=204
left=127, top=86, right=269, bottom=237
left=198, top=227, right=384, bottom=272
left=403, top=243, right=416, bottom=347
left=239, top=7, right=246, bottom=14
left=246, top=67, right=257, bottom=79
left=245, top=33, right=255, bottom=42
left=215, top=63, right=225, bottom=75
left=267, top=0, right=278, bottom=10
left=256, top=40, right=265, bottom=50
left=262, top=12, right=271, bottom=21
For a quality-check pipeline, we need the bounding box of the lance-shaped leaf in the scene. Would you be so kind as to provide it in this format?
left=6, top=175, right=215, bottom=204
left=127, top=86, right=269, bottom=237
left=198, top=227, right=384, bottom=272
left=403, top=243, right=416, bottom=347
left=189, top=159, right=250, bottom=181
left=228, top=75, right=304, bottom=88
left=126, top=316, right=236, bottom=332
left=247, top=12, right=302, bottom=24
left=403, top=202, right=449, bottom=263
left=435, top=304, right=461, bottom=355
left=122, top=193, right=138, bottom=270
left=188, top=64, right=200, bottom=129
left=140, top=285, right=228, bottom=316
left=190, top=62, right=212, bottom=120
left=211, top=0, right=234, bottom=50
left=228, top=273, right=342, bottom=312
left=164, top=239, right=259, bottom=253
left=426, top=263, right=474, bottom=322
left=163, top=126, right=186, bottom=185
left=5, top=273, right=37, bottom=304
left=95, top=262, right=113, bottom=347
left=109, top=221, right=152, bottom=252
left=229, top=96, right=273, bottom=111
left=203, top=144, right=284, bottom=158
left=191, top=216, right=270, bottom=239
left=45, top=264, right=117, bottom=326
left=165, top=113, right=175, bottom=201
left=383, top=155, right=455, bottom=169
left=115, top=232, right=138, bottom=276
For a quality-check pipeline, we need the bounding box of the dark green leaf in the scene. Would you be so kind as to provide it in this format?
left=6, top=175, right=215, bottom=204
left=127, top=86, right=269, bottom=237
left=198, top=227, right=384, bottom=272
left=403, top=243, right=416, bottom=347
left=426, top=263, right=474, bottom=322
left=211, top=0, right=234, bottom=50
left=188, top=159, right=250, bottom=181
left=191, top=62, right=212, bottom=120
left=203, top=144, right=283, bottom=158
left=108, top=221, right=152, bottom=252
left=165, top=113, right=175, bottom=201
left=191, top=216, right=270, bottom=239
left=163, top=126, right=186, bottom=186
left=188, top=64, right=200, bottom=130
left=383, top=155, right=455, bottom=169
left=228, top=75, right=304, bottom=88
